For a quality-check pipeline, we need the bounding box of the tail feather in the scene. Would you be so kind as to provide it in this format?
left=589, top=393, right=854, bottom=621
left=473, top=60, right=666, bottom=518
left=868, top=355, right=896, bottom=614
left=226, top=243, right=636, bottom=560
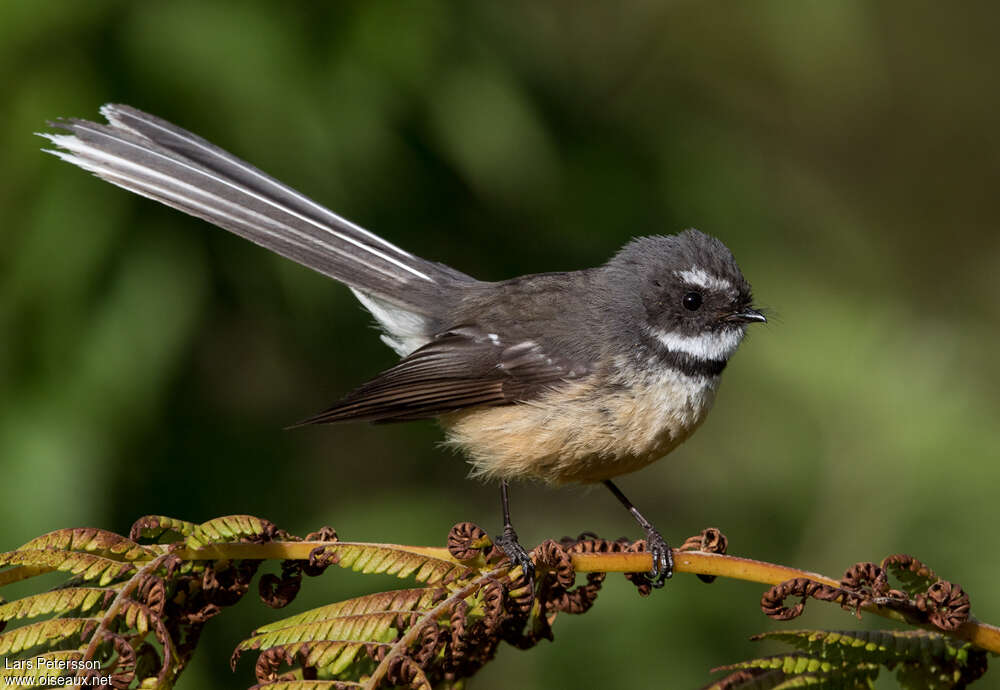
left=40, top=104, right=472, bottom=314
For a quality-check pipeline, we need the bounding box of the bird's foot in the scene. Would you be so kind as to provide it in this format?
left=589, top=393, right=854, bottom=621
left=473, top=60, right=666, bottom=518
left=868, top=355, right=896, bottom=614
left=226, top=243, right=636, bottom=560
left=644, top=526, right=674, bottom=588
left=495, top=526, right=535, bottom=590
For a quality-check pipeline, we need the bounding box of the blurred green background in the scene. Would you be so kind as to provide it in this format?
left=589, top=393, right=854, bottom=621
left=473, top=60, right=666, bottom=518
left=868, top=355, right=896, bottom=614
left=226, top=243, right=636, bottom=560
left=2, top=1, right=998, bottom=687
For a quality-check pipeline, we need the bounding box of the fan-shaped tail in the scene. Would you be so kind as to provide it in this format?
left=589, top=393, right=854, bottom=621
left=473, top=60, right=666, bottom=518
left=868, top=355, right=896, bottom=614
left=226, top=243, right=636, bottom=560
left=41, top=104, right=473, bottom=327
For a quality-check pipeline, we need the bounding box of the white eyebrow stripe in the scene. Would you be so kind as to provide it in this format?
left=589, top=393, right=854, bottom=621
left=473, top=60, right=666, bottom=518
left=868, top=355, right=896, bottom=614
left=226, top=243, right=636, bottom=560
left=675, top=268, right=732, bottom=292
left=45, top=125, right=434, bottom=283
left=102, top=105, right=422, bottom=263
left=42, top=135, right=414, bottom=283
left=650, top=327, right=743, bottom=361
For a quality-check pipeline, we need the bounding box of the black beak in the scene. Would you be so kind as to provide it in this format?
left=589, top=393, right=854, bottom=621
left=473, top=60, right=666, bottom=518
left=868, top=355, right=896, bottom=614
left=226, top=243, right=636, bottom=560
left=726, top=307, right=767, bottom=324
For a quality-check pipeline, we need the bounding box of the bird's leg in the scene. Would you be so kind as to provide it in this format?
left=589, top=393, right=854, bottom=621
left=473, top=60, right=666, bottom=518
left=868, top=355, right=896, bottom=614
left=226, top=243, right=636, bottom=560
left=494, top=480, right=535, bottom=587
left=603, top=479, right=673, bottom=587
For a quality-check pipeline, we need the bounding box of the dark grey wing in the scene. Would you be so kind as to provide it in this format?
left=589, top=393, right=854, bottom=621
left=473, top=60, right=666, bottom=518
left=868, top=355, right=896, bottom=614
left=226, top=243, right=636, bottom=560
left=295, top=326, right=583, bottom=424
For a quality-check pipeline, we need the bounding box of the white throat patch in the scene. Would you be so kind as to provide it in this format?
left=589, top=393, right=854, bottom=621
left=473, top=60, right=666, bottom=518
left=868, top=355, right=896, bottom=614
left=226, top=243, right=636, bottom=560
left=651, top=327, right=744, bottom=361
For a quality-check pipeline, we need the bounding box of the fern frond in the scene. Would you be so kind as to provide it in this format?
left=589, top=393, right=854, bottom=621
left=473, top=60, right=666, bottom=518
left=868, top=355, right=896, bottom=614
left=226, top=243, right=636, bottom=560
left=19, top=527, right=154, bottom=561
left=0, top=618, right=97, bottom=655
left=0, top=516, right=987, bottom=688
left=0, top=587, right=113, bottom=623
left=239, top=611, right=402, bottom=653
left=712, top=657, right=879, bottom=689
left=118, top=598, right=159, bottom=637
left=237, top=554, right=509, bottom=690
left=185, top=515, right=279, bottom=548
left=0, top=516, right=277, bottom=688
left=712, top=627, right=988, bottom=689
left=362, top=567, right=508, bottom=690
left=235, top=582, right=458, bottom=686
left=320, top=543, right=472, bottom=584
left=768, top=667, right=878, bottom=689
left=244, top=639, right=390, bottom=677
left=717, top=653, right=841, bottom=676
left=130, top=515, right=200, bottom=542
left=753, top=629, right=975, bottom=667
left=0, top=550, right=136, bottom=585
left=252, top=588, right=444, bottom=635
left=305, top=641, right=387, bottom=676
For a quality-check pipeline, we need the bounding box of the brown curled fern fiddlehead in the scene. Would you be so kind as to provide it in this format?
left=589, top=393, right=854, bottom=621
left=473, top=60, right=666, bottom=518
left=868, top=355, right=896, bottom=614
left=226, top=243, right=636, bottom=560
left=760, top=554, right=971, bottom=633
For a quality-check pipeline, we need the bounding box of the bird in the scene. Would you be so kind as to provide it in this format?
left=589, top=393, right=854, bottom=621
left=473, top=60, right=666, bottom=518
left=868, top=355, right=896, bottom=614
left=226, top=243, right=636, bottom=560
left=41, top=104, right=766, bottom=586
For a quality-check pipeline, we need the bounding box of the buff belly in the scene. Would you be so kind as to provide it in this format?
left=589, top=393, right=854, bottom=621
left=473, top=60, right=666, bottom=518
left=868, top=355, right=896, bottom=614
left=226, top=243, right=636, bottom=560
left=441, top=370, right=719, bottom=485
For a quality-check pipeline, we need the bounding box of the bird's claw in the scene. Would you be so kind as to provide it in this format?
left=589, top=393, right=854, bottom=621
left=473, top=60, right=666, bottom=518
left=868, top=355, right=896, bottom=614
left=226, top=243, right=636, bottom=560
left=495, top=526, right=535, bottom=588
left=644, top=527, right=674, bottom=588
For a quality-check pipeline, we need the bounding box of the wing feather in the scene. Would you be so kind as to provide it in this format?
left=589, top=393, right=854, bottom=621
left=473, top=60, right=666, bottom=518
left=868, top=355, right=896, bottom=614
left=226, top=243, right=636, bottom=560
left=295, top=328, right=583, bottom=424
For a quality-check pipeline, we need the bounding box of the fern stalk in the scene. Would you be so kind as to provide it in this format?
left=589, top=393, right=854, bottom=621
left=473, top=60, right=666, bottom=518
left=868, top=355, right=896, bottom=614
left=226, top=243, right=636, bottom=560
left=175, top=541, right=1000, bottom=656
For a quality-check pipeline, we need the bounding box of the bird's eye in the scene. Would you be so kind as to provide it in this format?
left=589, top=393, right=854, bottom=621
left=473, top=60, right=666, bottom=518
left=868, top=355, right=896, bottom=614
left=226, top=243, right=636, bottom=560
left=682, top=292, right=703, bottom=311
